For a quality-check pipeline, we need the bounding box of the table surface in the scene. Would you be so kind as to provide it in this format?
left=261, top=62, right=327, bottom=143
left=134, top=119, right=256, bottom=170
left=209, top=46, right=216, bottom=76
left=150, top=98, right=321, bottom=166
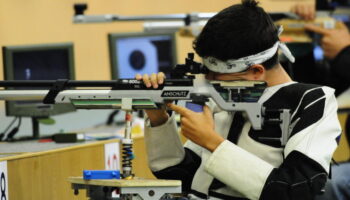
left=68, top=177, right=181, bottom=187
left=0, top=140, right=89, bottom=154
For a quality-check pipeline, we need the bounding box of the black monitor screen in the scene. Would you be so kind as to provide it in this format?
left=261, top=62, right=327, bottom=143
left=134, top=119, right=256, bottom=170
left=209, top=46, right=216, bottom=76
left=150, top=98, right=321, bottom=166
left=12, top=49, right=70, bottom=81
left=2, top=43, right=75, bottom=117
left=109, top=32, right=177, bottom=79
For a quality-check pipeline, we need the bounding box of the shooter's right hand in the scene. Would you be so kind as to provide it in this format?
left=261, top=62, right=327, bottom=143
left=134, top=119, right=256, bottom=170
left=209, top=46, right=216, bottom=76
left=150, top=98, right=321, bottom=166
left=135, top=72, right=169, bottom=127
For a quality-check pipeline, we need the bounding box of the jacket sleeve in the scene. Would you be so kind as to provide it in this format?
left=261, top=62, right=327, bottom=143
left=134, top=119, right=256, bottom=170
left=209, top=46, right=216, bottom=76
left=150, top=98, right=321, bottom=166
left=144, top=114, right=202, bottom=191
left=204, top=87, right=342, bottom=200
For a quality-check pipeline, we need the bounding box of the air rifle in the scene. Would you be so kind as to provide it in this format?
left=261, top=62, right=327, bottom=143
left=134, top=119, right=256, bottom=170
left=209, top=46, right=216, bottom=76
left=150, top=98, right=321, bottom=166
left=0, top=53, right=291, bottom=145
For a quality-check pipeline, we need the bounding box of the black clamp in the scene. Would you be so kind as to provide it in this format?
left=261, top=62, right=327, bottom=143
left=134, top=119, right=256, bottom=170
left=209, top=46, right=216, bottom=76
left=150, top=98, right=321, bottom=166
left=263, top=109, right=282, bottom=124
left=74, top=3, right=88, bottom=16
left=43, top=79, right=69, bottom=104
left=184, top=14, right=191, bottom=26
left=184, top=13, right=200, bottom=26
left=261, top=108, right=291, bottom=146
left=190, top=93, right=209, bottom=104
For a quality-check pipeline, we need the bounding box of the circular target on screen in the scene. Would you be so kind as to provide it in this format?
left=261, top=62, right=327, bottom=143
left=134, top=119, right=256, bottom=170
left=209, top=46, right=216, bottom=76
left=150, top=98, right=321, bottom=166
left=129, top=50, right=146, bottom=70
left=116, top=38, right=158, bottom=78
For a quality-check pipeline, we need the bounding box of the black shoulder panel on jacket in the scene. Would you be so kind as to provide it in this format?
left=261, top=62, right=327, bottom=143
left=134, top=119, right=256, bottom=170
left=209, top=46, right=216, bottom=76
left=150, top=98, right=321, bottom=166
left=290, top=95, right=325, bottom=136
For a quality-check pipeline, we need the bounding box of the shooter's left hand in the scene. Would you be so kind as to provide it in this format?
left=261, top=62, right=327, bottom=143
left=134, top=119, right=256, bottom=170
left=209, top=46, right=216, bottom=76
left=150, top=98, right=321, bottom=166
left=167, top=103, right=224, bottom=152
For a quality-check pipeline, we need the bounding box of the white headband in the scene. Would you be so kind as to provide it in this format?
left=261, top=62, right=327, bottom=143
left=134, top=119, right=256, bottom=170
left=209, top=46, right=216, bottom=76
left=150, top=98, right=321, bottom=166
left=203, top=26, right=295, bottom=73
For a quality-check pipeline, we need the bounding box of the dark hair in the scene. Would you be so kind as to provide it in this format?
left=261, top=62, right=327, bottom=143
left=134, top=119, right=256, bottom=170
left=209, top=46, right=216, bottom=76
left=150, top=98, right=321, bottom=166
left=193, top=0, right=279, bottom=69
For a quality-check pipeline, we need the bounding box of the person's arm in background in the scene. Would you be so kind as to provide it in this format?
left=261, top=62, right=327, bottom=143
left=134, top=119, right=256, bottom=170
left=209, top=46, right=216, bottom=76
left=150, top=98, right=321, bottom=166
left=291, top=2, right=350, bottom=89
left=291, top=3, right=315, bottom=20
left=305, top=23, right=350, bottom=81
left=290, top=0, right=332, bottom=19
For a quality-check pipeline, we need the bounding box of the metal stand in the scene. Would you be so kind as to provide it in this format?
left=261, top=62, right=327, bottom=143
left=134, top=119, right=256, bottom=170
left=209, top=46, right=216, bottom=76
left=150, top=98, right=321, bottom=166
left=32, top=117, right=40, bottom=139
left=121, top=98, right=134, bottom=179
left=69, top=177, right=182, bottom=200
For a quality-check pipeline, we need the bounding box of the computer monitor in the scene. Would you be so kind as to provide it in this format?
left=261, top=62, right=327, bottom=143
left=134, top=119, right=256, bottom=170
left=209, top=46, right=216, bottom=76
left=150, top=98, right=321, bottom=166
left=2, top=43, right=76, bottom=139
left=108, top=32, right=177, bottom=79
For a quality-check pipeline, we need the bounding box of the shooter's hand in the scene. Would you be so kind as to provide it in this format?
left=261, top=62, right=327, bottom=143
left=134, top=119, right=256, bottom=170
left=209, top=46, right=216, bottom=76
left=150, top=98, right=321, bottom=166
left=135, top=72, right=169, bottom=127
left=305, top=22, right=350, bottom=59
left=167, top=103, right=224, bottom=152
left=135, top=72, right=165, bottom=89
left=291, top=3, right=315, bottom=20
